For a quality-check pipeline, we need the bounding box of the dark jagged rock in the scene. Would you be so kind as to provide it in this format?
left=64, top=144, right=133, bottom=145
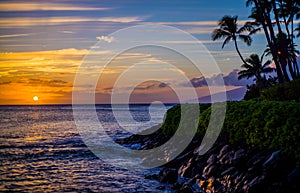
left=156, top=185, right=166, bottom=190
left=263, top=150, right=281, bottom=169
left=118, top=123, right=299, bottom=193
left=158, top=167, right=178, bottom=184
left=207, top=154, right=217, bottom=165
left=217, top=145, right=231, bottom=157
left=175, top=184, right=194, bottom=193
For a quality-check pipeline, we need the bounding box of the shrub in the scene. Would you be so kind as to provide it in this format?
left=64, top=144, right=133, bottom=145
left=260, top=79, right=300, bottom=101
left=161, top=101, right=300, bottom=162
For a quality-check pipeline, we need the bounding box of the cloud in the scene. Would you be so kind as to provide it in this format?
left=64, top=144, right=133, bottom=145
left=0, top=2, right=110, bottom=11
left=135, top=82, right=168, bottom=90
left=189, top=69, right=254, bottom=88
left=184, top=27, right=214, bottom=34
left=96, top=35, right=114, bottom=43
left=0, top=81, right=12, bottom=85
left=99, top=17, right=143, bottom=23
left=24, top=78, right=69, bottom=87
left=0, top=33, right=34, bottom=38
left=60, top=31, right=75, bottom=34
left=141, top=20, right=253, bottom=26
left=0, top=17, right=143, bottom=27
left=100, top=82, right=169, bottom=95
left=0, top=48, right=87, bottom=82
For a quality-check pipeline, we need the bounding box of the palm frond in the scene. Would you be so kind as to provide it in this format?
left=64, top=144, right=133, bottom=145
left=222, top=36, right=232, bottom=48
left=238, top=35, right=252, bottom=46
left=238, top=70, right=254, bottom=80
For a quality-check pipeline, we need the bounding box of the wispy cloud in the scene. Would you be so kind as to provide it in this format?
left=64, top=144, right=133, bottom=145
left=0, top=48, right=87, bottom=70
left=60, top=31, right=75, bottom=34
left=0, top=17, right=143, bottom=27
left=96, top=35, right=114, bottom=43
left=141, top=20, right=253, bottom=26
left=0, top=2, right=110, bottom=11
left=0, top=33, right=34, bottom=38
left=184, top=27, right=214, bottom=34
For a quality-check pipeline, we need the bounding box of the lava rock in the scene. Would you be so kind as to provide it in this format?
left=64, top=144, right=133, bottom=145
left=158, top=167, right=178, bottom=184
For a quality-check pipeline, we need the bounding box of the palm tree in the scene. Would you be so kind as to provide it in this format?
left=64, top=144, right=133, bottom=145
left=238, top=53, right=274, bottom=88
left=278, top=0, right=300, bottom=41
left=278, top=0, right=300, bottom=78
left=296, top=23, right=300, bottom=38
left=246, top=0, right=285, bottom=83
left=212, top=15, right=252, bottom=65
left=265, top=33, right=300, bottom=79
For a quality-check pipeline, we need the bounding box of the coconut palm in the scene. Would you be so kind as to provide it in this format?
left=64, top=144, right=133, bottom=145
left=296, top=23, right=300, bottom=37
left=212, top=15, right=252, bottom=64
left=238, top=53, right=274, bottom=88
left=246, top=0, right=286, bottom=83
left=264, top=33, right=300, bottom=79
left=278, top=0, right=300, bottom=40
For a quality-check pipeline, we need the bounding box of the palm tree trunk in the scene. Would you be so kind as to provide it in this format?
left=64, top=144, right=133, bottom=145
left=256, top=75, right=264, bottom=89
left=290, top=14, right=300, bottom=78
left=282, top=13, right=298, bottom=79
left=294, top=60, right=300, bottom=77
left=288, top=60, right=296, bottom=80
left=253, top=0, right=284, bottom=83
left=271, top=0, right=290, bottom=82
left=272, top=0, right=283, bottom=35
left=233, top=37, right=247, bottom=65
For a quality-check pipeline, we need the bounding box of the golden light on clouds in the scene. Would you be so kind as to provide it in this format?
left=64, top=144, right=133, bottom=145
left=0, top=17, right=143, bottom=28
left=0, top=2, right=110, bottom=11
left=0, top=48, right=86, bottom=104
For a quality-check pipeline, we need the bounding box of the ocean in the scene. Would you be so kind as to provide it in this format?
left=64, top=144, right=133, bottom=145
left=0, top=104, right=173, bottom=192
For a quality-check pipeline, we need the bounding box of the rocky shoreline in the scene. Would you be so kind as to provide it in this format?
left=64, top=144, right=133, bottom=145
left=117, top=130, right=300, bottom=193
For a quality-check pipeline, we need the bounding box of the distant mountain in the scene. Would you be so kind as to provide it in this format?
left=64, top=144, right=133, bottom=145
left=196, top=87, right=247, bottom=103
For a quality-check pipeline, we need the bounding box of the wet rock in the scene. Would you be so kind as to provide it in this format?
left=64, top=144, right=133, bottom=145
left=288, top=166, right=300, bottom=183
left=242, top=175, right=265, bottom=193
left=233, top=149, right=245, bottom=162
left=198, top=179, right=207, bottom=189
left=221, top=166, right=236, bottom=176
left=158, top=167, right=178, bottom=184
left=202, top=164, right=218, bottom=178
left=217, top=145, right=231, bottom=159
left=144, top=174, right=157, bottom=180
left=247, top=164, right=263, bottom=179
left=286, top=166, right=300, bottom=192
left=247, top=151, right=268, bottom=167
left=171, top=182, right=183, bottom=190
left=175, top=184, right=194, bottom=193
left=130, top=143, right=142, bottom=149
left=207, top=154, right=217, bottom=164
left=178, top=158, right=194, bottom=178
left=179, top=158, right=206, bottom=178
left=263, top=150, right=280, bottom=169
left=156, top=185, right=166, bottom=190
left=235, top=174, right=247, bottom=192
left=219, top=151, right=233, bottom=164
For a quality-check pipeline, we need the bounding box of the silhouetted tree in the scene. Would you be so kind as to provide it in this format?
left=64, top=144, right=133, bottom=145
left=212, top=15, right=253, bottom=64
left=238, top=53, right=274, bottom=88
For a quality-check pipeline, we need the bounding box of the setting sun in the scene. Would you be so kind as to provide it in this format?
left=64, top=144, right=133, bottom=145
left=33, top=96, right=39, bottom=101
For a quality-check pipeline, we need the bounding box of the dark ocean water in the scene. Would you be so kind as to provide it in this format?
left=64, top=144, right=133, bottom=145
left=0, top=104, right=173, bottom=192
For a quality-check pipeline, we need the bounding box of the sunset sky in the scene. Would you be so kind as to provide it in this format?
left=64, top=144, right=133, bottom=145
left=0, top=0, right=299, bottom=104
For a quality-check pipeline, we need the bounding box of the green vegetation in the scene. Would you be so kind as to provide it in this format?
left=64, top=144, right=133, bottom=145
left=260, top=79, right=300, bottom=101
left=161, top=101, right=300, bottom=161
